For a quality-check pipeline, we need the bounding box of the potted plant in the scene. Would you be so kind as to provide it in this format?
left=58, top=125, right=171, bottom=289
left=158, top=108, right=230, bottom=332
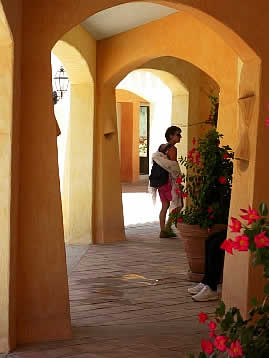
left=169, top=128, right=234, bottom=281
left=190, top=202, right=269, bottom=358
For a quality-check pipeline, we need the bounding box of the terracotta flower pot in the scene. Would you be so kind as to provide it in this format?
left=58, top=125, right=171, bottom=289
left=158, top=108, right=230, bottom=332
left=177, top=223, right=226, bottom=282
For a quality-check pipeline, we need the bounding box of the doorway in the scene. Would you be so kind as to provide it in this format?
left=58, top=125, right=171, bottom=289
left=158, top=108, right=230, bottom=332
left=139, top=105, right=150, bottom=175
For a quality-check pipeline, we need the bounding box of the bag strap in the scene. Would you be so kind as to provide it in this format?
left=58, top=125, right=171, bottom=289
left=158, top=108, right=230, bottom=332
left=159, top=143, right=172, bottom=153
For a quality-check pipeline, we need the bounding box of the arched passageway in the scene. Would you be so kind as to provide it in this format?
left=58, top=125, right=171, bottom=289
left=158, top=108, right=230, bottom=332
left=117, top=69, right=189, bottom=171
left=95, top=9, right=261, bottom=318
left=8, top=0, right=267, bottom=350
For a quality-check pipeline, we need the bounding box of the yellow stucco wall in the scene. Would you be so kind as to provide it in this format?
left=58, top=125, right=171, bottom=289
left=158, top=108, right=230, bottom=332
left=53, top=25, right=96, bottom=245
left=1, top=0, right=268, bottom=350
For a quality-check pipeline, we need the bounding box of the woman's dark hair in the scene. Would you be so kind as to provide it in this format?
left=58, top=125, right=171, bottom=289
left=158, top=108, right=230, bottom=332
left=165, top=126, right=182, bottom=142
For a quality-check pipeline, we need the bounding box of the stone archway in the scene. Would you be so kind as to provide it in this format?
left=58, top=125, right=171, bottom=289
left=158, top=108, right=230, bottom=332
left=53, top=25, right=95, bottom=245
left=13, top=0, right=266, bottom=350
left=95, top=10, right=261, bottom=317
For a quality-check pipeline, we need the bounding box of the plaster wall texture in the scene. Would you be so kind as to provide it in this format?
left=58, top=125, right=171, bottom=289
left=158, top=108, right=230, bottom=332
left=53, top=25, right=96, bottom=245
left=0, top=0, right=268, bottom=350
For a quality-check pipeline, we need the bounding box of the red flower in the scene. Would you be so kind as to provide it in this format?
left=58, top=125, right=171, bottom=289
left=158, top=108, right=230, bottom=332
left=219, top=176, right=227, bottom=184
left=208, top=228, right=212, bottom=233
left=192, top=137, right=196, bottom=145
left=181, top=192, right=188, bottom=198
left=234, top=235, right=249, bottom=251
left=228, top=341, right=243, bottom=357
left=214, top=336, right=228, bottom=352
left=210, top=214, right=214, bottom=219
left=208, top=206, right=213, bottom=213
left=190, top=148, right=196, bottom=154
left=208, top=320, right=217, bottom=330
left=176, top=177, right=182, bottom=185
left=240, top=206, right=260, bottom=225
left=254, top=232, right=269, bottom=248
left=201, top=339, right=214, bottom=355
left=221, top=239, right=235, bottom=255
left=229, top=217, right=242, bottom=233
left=223, top=153, right=230, bottom=159
left=177, top=217, right=183, bottom=223
left=210, top=330, right=216, bottom=338
left=266, top=116, right=269, bottom=127
left=172, top=208, right=178, bottom=214
left=198, top=312, right=208, bottom=323
left=175, top=188, right=181, bottom=195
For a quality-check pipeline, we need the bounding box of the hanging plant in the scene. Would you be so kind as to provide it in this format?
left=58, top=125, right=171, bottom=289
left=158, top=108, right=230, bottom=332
left=206, top=95, right=219, bottom=127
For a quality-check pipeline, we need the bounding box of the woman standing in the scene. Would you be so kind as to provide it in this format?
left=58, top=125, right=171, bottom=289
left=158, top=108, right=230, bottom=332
left=149, top=126, right=183, bottom=238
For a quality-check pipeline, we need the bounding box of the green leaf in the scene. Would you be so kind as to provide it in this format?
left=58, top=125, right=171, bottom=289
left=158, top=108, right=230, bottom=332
left=264, top=283, right=269, bottom=295
left=189, top=354, right=195, bottom=358
left=216, top=301, right=226, bottom=317
left=259, top=202, right=268, bottom=217
left=250, top=297, right=258, bottom=306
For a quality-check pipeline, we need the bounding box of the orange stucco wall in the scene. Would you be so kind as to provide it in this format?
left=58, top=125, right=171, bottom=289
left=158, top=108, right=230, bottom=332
left=1, top=0, right=269, bottom=351
left=119, top=102, right=140, bottom=182
left=117, top=90, right=148, bottom=183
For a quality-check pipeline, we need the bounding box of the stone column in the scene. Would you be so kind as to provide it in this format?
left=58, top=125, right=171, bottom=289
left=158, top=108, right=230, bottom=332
left=17, top=51, right=72, bottom=343
left=93, top=85, right=126, bottom=244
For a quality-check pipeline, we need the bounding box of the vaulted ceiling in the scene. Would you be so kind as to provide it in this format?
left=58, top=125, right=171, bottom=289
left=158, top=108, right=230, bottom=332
left=81, top=2, right=178, bottom=40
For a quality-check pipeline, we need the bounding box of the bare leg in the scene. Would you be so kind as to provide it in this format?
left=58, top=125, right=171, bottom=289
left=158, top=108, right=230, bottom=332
left=159, top=201, right=170, bottom=232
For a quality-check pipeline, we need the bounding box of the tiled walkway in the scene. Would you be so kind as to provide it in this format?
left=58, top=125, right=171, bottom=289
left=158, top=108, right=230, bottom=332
left=9, top=180, right=217, bottom=358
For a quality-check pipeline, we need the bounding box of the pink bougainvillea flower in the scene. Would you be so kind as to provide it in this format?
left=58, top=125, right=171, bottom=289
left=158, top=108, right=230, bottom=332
left=219, top=176, right=227, bottom=184
left=177, top=217, right=183, bottom=223
left=240, top=205, right=260, bottom=225
left=208, top=320, right=217, bottom=331
left=223, top=153, right=230, bottom=159
left=192, top=137, right=196, bottom=145
left=214, top=336, right=228, bottom=352
left=175, top=188, right=181, bottom=195
left=228, top=341, right=243, bottom=357
left=234, top=235, right=249, bottom=251
left=201, top=339, right=214, bottom=355
left=210, top=330, right=216, bottom=338
left=266, top=116, right=269, bottom=127
left=198, top=312, right=208, bottom=323
left=254, top=232, right=269, bottom=248
left=208, top=206, right=213, bottom=213
left=229, top=217, right=242, bottom=233
left=176, top=177, right=183, bottom=185
left=210, top=214, right=214, bottom=219
left=189, top=148, right=196, bottom=155
left=221, top=239, right=235, bottom=255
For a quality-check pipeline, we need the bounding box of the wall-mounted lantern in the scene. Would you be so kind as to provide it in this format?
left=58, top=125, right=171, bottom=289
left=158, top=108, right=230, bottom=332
left=53, top=66, right=69, bottom=103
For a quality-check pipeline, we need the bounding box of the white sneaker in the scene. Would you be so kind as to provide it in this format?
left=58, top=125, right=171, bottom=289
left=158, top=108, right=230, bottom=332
left=192, top=285, right=219, bottom=302
left=188, top=283, right=205, bottom=295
